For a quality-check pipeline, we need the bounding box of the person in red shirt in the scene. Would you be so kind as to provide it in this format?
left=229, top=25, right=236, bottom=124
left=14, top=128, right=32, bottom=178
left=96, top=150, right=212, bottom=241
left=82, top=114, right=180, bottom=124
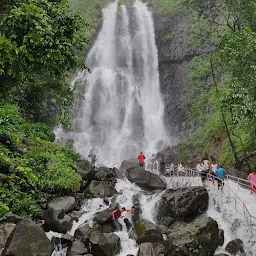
left=138, top=152, right=146, bottom=167
left=112, top=207, right=126, bottom=231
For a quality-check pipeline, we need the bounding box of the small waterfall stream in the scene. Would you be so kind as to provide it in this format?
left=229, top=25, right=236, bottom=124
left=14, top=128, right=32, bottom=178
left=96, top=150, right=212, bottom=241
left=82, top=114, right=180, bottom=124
left=49, top=178, right=164, bottom=256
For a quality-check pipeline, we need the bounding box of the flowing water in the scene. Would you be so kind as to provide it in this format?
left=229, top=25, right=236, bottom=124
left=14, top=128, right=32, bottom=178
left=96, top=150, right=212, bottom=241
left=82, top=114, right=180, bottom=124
left=55, top=0, right=170, bottom=166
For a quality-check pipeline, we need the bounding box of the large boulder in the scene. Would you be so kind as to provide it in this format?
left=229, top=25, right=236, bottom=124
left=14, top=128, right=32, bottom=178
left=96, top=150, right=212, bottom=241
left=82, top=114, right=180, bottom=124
left=76, top=159, right=95, bottom=181
left=157, top=187, right=208, bottom=223
left=132, top=219, right=164, bottom=244
left=2, top=220, right=53, bottom=256
left=0, top=223, right=16, bottom=255
left=67, top=240, right=88, bottom=256
left=44, top=208, right=73, bottom=234
left=89, top=230, right=121, bottom=256
left=126, top=167, right=166, bottom=190
left=93, top=197, right=120, bottom=225
left=44, top=196, right=75, bottom=233
left=225, top=239, right=245, bottom=255
left=94, top=167, right=118, bottom=182
left=87, top=180, right=117, bottom=198
left=165, top=215, right=224, bottom=256
left=74, top=222, right=102, bottom=245
left=138, top=243, right=165, bottom=256
left=48, top=196, right=76, bottom=213
left=119, top=158, right=138, bottom=175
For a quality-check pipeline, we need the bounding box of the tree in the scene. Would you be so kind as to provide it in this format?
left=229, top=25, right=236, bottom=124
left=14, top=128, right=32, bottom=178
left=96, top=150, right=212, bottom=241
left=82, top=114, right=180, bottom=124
left=0, top=0, right=89, bottom=125
left=218, top=28, right=256, bottom=124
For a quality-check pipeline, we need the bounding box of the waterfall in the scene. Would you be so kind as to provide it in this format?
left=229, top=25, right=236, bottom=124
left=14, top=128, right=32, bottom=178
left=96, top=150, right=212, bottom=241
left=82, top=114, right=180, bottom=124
left=55, top=0, right=169, bottom=166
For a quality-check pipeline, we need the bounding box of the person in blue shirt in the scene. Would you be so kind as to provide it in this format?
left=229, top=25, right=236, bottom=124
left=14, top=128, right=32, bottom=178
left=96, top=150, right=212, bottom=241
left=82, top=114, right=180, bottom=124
left=215, top=165, right=226, bottom=190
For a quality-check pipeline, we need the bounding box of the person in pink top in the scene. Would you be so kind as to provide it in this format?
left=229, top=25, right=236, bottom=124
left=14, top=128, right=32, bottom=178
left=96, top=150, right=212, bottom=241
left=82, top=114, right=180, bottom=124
left=248, top=170, right=256, bottom=195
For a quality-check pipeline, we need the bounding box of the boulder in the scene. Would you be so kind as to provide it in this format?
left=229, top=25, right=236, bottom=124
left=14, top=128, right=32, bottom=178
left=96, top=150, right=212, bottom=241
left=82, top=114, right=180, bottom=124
left=138, top=243, right=165, bottom=256
left=157, top=187, right=208, bottom=223
left=44, top=207, right=73, bottom=234
left=87, top=180, right=117, bottom=198
left=132, top=194, right=142, bottom=222
left=93, top=198, right=120, bottom=225
left=165, top=215, right=224, bottom=256
left=126, top=167, right=166, bottom=190
left=51, top=234, right=74, bottom=249
left=74, top=222, right=102, bottom=245
left=48, top=196, right=76, bottom=213
left=0, top=223, right=16, bottom=255
left=94, top=167, right=118, bottom=182
left=119, top=158, right=138, bottom=175
left=2, top=220, right=53, bottom=256
left=225, top=239, right=245, bottom=255
left=76, top=159, right=95, bottom=181
left=89, top=230, right=121, bottom=256
left=67, top=240, right=88, bottom=256
left=132, top=219, right=164, bottom=244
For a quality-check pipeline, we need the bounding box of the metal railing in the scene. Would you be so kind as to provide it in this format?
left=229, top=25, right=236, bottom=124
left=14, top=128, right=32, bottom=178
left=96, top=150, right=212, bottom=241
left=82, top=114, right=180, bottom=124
left=146, top=161, right=256, bottom=237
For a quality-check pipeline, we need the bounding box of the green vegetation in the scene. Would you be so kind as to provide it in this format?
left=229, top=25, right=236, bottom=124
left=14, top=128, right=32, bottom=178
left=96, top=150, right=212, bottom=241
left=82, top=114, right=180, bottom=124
left=163, top=34, right=172, bottom=41
left=69, top=0, right=113, bottom=43
left=151, top=0, right=182, bottom=13
left=178, top=0, right=256, bottom=170
left=0, top=104, right=81, bottom=218
left=0, top=0, right=88, bottom=218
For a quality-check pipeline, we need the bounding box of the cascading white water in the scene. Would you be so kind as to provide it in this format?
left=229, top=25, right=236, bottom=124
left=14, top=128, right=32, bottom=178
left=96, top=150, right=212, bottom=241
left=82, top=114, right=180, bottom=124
left=55, top=0, right=170, bottom=166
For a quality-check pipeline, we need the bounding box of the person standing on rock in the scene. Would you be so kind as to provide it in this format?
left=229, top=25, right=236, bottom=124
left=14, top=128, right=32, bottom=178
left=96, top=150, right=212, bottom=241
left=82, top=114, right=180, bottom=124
left=112, top=207, right=126, bottom=231
left=248, top=169, right=256, bottom=194
left=210, top=159, right=218, bottom=183
left=138, top=152, right=146, bottom=168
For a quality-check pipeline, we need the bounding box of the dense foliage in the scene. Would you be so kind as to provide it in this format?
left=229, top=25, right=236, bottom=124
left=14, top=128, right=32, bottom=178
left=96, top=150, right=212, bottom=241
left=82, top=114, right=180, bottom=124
left=0, top=0, right=88, bottom=125
left=177, top=0, right=256, bottom=170
left=0, top=104, right=81, bottom=218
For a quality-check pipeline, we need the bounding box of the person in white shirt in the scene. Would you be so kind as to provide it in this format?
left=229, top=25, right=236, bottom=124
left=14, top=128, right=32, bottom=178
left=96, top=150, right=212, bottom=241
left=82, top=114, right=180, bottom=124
left=118, top=206, right=135, bottom=231
left=196, top=160, right=207, bottom=186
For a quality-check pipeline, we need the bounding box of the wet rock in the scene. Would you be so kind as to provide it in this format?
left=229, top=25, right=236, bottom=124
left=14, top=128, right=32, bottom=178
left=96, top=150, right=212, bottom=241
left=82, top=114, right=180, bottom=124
left=44, top=207, right=73, bottom=234
left=67, top=240, right=88, bottom=256
left=132, top=194, right=142, bottom=222
left=165, top=215, right=224, bottom=256
left=52, top=234, right=74, bottom=249
left=225, top=239, right=245, bottom=255
left=214, top=254, right=229, bottom=256
left=74, top=222, right=102, bottom=245
left=2, top=220, right=53, bottom=256
left=0, top=223, right=16, bottom=255
left=132, top=219, right=164, bottom=244
left=48, top=196, right=76, bottom=213
left=87, top=180, right=117, bottom=198
left=103, top=196, right=110, bottom=206
left=138, top=242, right=165, bottom=256
left=89, top=230, right=121, bottom=256
left=94, top=167, right=118, bottom=182
left=126, top=167, right=166, bottom=190
left=120, top=158, right=138, bottom=176
left=68, top=210, right=85, bottom=222
left=157, top=187, right=208, bottom=223
left=94, top=199, right=120, bottom=225
left=76, top=159, right=95, bottom=181
left=101, top=223, right=114, bottom=233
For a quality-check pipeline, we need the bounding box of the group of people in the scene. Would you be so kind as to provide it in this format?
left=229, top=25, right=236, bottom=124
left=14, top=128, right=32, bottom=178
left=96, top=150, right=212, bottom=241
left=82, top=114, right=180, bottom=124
left=196, top=157, right=226, bottom=190
left=111, top=206, right=135, bottom=232
left=160, top=158, right=175, bottom=177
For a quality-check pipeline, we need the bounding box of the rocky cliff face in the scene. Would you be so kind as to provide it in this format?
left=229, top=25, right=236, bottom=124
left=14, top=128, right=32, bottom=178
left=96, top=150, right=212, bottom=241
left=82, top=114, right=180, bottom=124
left=153, top=11, right=194, bottom=142
left=152, top=9, right=214, bottom=142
